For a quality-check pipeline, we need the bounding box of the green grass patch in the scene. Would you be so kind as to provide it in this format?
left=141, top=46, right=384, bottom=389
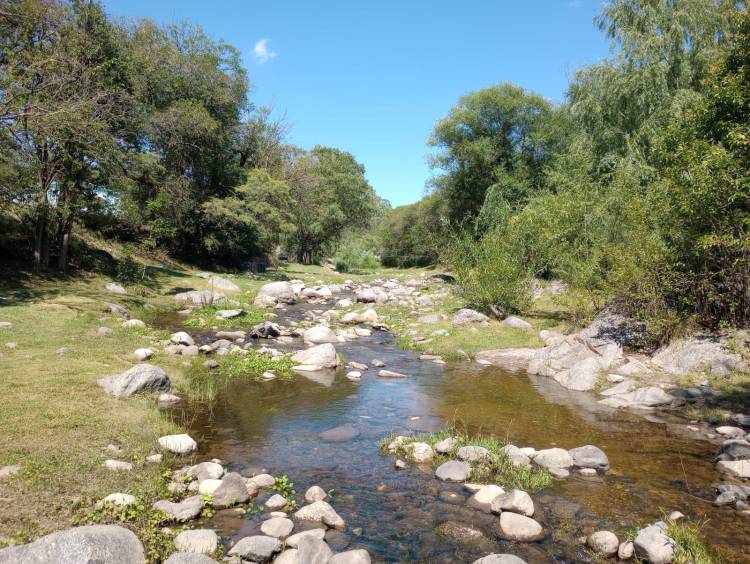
left=186, top=351, right=297, bottom=401
left=182, top=304, right=268, bottom=330
left=379, top=428, right=553, bottom=492
left=666, top=517, right=721, bottom=564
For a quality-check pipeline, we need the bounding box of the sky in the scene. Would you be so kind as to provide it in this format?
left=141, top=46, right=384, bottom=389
left=103, top=0, right=612, bottom=207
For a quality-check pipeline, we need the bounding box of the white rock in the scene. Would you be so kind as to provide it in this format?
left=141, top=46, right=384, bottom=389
left=174, top=529, right=218, bottom=554
left=134, top=348, right=155, bottom=361
left=103, top=493, right=136, bottom=506
left=158, top=434, right=197, bottom=455
left=587, top=530, right=619, bottom=555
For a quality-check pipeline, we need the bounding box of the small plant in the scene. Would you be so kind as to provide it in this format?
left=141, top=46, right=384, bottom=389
left=665, top=517, right=718, bottom=564
left=201, top=495, right=215, bottom=518
left=273, top=475, right=298, bottom=510
left=380, top=427, right=553, bottom=492
left=183, top=304, right=268, bottom=330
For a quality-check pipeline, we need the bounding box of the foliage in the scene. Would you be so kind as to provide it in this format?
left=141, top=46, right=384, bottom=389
left=379, top=195, right=446, bottom=267
left=381, top=428, right=553, bottom=492
left=334, top=236, right=380, bottom=273
left=182, top=304, right=268, bottom=330
left=665, top=517, right=718, bottom=564
left=272, top=475, right=298, bottom=510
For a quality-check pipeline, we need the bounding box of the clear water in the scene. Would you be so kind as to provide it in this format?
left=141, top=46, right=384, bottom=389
left=163, top=303, right=749, bottom=562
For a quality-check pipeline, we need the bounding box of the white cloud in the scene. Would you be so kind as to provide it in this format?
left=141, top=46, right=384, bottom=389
left=253, top=39, right=277, bottom=64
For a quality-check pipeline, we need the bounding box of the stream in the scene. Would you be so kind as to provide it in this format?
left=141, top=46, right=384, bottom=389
left=162, top=298, right=749, bottom=563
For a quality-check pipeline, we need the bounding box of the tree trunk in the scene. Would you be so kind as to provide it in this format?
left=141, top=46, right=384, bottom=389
left=33, top=194, right=48, bottom=273
left=58, top=225, right=71, bottom=272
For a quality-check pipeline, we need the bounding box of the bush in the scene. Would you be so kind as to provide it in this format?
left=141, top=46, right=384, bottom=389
left=334, top=238, right=380, bottom=273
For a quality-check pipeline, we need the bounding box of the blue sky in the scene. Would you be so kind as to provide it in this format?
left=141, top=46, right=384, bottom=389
left=103, top=1, right=611, bottom=207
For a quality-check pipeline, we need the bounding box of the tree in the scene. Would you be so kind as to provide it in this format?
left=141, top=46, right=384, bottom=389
left=284, top=146, right=376, bottom=264
left=428, top=83, right=569, bottom=226
left=0, top=0, right=131, bottom=271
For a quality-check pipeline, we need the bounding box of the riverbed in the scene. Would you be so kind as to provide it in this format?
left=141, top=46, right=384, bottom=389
left=165, top=300, right=748, bottom=562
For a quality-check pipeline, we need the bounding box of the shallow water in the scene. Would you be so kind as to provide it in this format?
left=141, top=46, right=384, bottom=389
left=166, top=303, right=750, bottom=562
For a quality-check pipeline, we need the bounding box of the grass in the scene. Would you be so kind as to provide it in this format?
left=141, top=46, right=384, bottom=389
left=375, top=292, right=562, bottom=360
left=665, top=517, right=721, bottom=564
left=182, top=303, right=269, bottom=330
left=379, top=428, right=553, bottom=492
left=185, top=350, right=297, bottom=401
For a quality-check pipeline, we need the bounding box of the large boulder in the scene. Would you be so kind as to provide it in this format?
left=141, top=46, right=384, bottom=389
left=532, top=448, right=573, bottom=470
left=633, top=522, right=675, bottom=564
left=228, top=535, right=282, bottom=561
left=452, top=309, right=489, bottom=326
left=552, top=356, right=604, bottom=391
left=329, top=549, right=372, bottom=564
left=717, top=459, right=750, bottom=479
left=501, top=316, right=532, bottom=330
left=496, top=512, right=543, bottom=542
left=97, top=364, right=171, bottom=397
left=0, top=525, right=143, bottom=564
left=291, top=343, right=339, bottom=370
left=475, top=348, right=537, bottom=372
left=490, top=489, right=534, bottom=517
left=579, top=313, right=647, bottom=348
left=568, top=445, right=609, bottom=471
left=174, top=290, right=226, bottom=305
left=254, top=281, right=296, bottom=307
left=652, top=337, right=743, bottom=376
left=598, top=386, right=674, bottom=409
left=207, top=276, right=239, bottom=291
left=174, top=529, right=218, bottom=554
left=296, top=535, right=332, bottom=564
left=158, top=434, right=197, bottom=455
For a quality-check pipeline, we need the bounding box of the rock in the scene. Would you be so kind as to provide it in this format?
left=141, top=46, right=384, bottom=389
left=98, top=363, right=171, bottom=397
left=254, top=282, right=296, bottom=306
left=304, top=326, right=340, bottom=344
left=134, top=348, right=155, bottom=361
left=491, top=489, right=534, bottom=517
left=528, top=336, right=623, bottom=385
left=265, top=494, right=289, bottom=510
left=552, top=356, right=604, bottom=391
left=187, top=461, right=224, bottom=481
left=716, top=426, right=747, bottom=439
left=294, top=500, right=345, bottom=530
left=378, top=369, right=406, bottom=378
left=320, top=424, right=359, bottom=442
left=158, top=434, right=198, bottom=455
left=395, top=459, right=406, bottom=469
left=717, top=459, right=750, bottom=479
left=452, top=309, right=489, bottom=325
left=587, top=531, right=619, bottom=555
left=502, top=316, right=532, bottom=330
left=122, top=319, right=146, bottom=329
left=472, top=555, right=527, bottom=564
left=361, top=308, right=379, bottom=323
left=435, top=521, right=487, bottom=543
left=106, top=282, right=127, bottom=294
left=371, top=359, right=385, bottom=367
left=719, top=439, right=750, bottom=461
left=174, top=529, right=218, bottom=554
left=410, top=442, right=434, bottom=463
left=250, top=321, right=281, bottom=339
left=496, top=512, right=543, bottom=542
left=296, top=535, right=332, bottom=564
left=171, top=332, right=195, bottom=346
left=228, top=535, right=282, bottom=561
left=97, top=326, right=113, bottom=335
left=55, top=346, right=72, bottom=355
left=434, top=437, right=457, bottom=454
left=261, top=517, right=294, bottom=538
left=102, top=493, right=136, bottom=506
left=435, top=460, right=472, bottom=482
left=652, top=337, right=742, bottom=376
left=618, top=540, right=635, bottom=560
left=346, top=371, right=361, bottom=381
left=0, top=525, right=144, bottom=564
left=568, top=445, right=609, bottom=471
left=175, top=290, right=226, bottom=306
left=532, top=448, right=573, bottom=470
left=103, top=460, right=132, bottom=471
left=159, top=392, right=181, bottom=403
left=286, top=528, right=326, bottom=548
left=474, top=349, right=536, bottom=372
left=616, top=358, right=652, bottom=376
left=467, top=484, right=505, bottom=511
left=153, top=495, right=204, bottom=522
left=633, top=522, right=675, bottom=564
left=598, top=386, right=674, bottom=409
left=250, top=473, right=276, bottom=488
left=204, top=359, right=219, bottom=369
left=212, top=472, right=250, bottom=508
left=198, top=479, right=222, bottom=496
left=291, top=343, right=339, bottom=370
left=0, top=465, right=21, bottom=479
left=216, top=308, right=243, bottom=319
left=329, top=549, right=371, bottom=564
left=146, top=454, right=162, bottom=463
left=305, top=485, right=329, bottom=503
left=457, top=445, right=493, bottom=463
left=580, top=312, right=647, bottom=348
left=208, top=276, right=239, bottom=291
left=164, top=553, right=218, bottom=564
left=417, top=313, right=443, bottom=324
left=0, top=322, right=13, bottom=329
left=601, top=379, right=635, bottom=396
